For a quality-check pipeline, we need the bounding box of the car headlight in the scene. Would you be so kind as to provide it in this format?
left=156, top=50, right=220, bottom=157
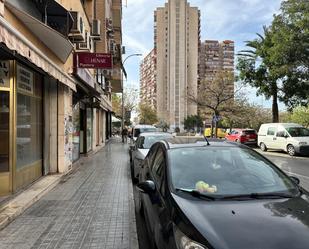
left=174, top=226, right=208, bottom=249
left=299, top=142, right=307, bottom=146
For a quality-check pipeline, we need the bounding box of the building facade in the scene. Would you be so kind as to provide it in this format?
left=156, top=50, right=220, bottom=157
left=139, top=49, right=157, bottom=110
left=0, top=0, right=123, bottom=196
left=155, top=0, right=200, bottom=130
left=199, top=40, right=234, bottom=83
left=198, top=40, right=235, bottom=122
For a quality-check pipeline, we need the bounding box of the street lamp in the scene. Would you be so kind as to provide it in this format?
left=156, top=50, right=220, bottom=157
left=121, top=53, right=142, bottom=131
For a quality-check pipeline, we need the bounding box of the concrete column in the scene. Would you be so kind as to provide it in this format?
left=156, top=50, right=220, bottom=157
left=44, top=77, right=58, bottom=174
left=58, top=84, right=73, bottom=173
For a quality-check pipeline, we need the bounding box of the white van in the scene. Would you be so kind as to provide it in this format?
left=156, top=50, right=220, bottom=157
left=258, top=123, right=309, bottom=156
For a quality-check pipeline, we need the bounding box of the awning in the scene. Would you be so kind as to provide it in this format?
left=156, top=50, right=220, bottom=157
left=0, top=16, right=76, bottom=91
left=112, top=116, right=122, bottom=122
left=5, top=2, right=73, bottom=63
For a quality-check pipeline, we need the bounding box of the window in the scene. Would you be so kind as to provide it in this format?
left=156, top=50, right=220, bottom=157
left=267, top=127, right=276, bottom=136
left=151, top=149, right=165, bottom=187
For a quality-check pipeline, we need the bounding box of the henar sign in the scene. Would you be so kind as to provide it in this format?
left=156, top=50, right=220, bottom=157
left=75, top=53, right=112, bottom=69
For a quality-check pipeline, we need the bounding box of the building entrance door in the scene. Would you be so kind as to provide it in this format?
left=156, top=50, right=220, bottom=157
left=0, top=90, right=12, bottom=195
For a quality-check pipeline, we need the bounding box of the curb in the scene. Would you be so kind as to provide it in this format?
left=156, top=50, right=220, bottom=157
left=254, top=149, right=309, bottom=160
left=0, top=174, right=62, bottom=231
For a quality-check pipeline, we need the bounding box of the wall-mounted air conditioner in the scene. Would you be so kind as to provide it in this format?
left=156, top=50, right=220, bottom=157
left=77, top=32, right=91, bottom=51
left=91, top=19, right=101, bottom=40
left=109, top=40, right=116, bottom=54
left=106, top=18, right=113, bottom=31
left=69, top=11, right=86, bottom=42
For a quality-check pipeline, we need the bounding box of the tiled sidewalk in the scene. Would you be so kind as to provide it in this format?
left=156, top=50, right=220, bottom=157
left=0, top=139, right=138, bottom=249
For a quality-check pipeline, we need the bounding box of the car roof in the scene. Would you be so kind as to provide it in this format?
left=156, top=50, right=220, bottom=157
left=159, top=136, right=241, bottom=149
left=139, top=132, right=173, bottom=137
left=133, top=125, right=156, bottom=129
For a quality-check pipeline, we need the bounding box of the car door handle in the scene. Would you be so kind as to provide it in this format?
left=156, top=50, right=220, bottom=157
left=273, top=137, right=277, bottom=140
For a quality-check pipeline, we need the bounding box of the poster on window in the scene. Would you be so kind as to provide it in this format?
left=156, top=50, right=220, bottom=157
left=17, top=65, right=33, bottom=94
left=0, top=61, right=10, bottom=88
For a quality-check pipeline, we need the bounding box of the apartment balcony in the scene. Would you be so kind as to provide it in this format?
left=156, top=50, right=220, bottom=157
left=5, top=0, right=74, bottom=62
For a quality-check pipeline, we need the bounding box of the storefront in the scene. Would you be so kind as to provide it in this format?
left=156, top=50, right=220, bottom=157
left=0, top=60, right=43, bottom=195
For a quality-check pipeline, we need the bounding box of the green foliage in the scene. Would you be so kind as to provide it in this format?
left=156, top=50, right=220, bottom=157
left=237, top=0, right=309, bottom=121
left=184, top=115, right=203, bottom=131
left=112, top=94, right=122, bottom=118
left=289, top=106, right=309, bottom=127
left=138, top=103, right=158, bottom=125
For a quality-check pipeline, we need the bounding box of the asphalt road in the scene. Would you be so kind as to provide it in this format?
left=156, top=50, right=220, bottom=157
left=260, top=152, right=309, bottom=191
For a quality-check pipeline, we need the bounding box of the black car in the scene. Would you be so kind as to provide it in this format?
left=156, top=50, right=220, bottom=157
left=137, top=137, right=309, bottom=249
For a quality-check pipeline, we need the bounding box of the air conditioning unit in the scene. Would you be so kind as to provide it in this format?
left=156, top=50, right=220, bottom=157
left=69, top=11, right=86, bottom=42
left=106, top=18, right=113, bottom=31
left=109, top=40, right=116, bottom=54
left=77, top=32, right=91, bottom=51
left=91, top=19, right=101, bottom=40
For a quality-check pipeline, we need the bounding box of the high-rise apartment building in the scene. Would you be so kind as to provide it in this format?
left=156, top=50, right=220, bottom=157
left=198, top=40, right=235, bottom=122
left=199, top=40, right=234, bottom=84
left=140, top=49, right=157, bottom=110
left=155, top=0, right=200, bottom=130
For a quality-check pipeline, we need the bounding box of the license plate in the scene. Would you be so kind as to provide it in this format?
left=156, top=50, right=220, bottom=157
left=248, top=139, right=255, bottom=142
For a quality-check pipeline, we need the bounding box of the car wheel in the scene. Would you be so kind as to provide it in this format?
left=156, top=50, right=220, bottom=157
left=260, top=143, right=267, bottom=151
left=287, top=145, right=296, bottom=156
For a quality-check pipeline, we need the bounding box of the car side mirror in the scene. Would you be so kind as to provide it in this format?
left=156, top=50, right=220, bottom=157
left=137, top=180, right=156, bottom=194
left=290, top=176, right=300, bottom=185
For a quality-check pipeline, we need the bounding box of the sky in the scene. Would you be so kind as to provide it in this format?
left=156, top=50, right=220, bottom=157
left=122, top=0, right=284, bottom=109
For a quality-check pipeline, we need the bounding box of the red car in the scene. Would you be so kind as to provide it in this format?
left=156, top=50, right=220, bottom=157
left=225, top=129, right=257, bottom=145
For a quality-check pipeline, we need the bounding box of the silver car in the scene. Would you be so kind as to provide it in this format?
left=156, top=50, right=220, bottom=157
left=130, top=132, right=173, bottom=182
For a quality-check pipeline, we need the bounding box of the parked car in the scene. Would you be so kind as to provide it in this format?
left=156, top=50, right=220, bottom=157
left=129, top=125, right=157, bottom=161
left=258, top=123, right=309, bottom=156
left=204, top=128, right=226, bottom=138
left=137, top=138, right=309, bottom=249
left=130, top=132, right=173, bottom=182
left=131, top=125, right=157, bottom=142
left=225, top=129, right=257, bottom=145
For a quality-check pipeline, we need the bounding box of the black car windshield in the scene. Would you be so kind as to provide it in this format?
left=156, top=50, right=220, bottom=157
left=139, top=135, right=173, bottom=149
left=169, top=147, right=298, bottom=197
left=286, top=127, right=309, bottom=137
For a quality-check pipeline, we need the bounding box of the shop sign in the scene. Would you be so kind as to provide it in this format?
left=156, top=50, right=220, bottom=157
left=75, top=53, right=112, bottom=69
left=0, top=61, right=10, bottom=88
left=17, top=65, right=33, bottom=94
left=75, top=68, right=95, bottom=88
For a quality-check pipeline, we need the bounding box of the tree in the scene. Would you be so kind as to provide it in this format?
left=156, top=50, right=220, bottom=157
left=112, top=94, right=122, bottom=117
left=237, top=26, right=280, bottom=122
left=237, top=0, right=309, bottom=122
left=184, top=115, right=203, bottom=132
left=112, top=87, right=138, bottom=124
left=290, top=106, right=309, bottom=127
left=222, top=96, right=272, bottom=131
left=138, top=103, right=158, bottom=125
left=188, top=71, right=236, bottom=137
left=270, top=0, right=309, bottom=107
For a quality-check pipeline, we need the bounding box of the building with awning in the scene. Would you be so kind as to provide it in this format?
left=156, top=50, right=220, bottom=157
left=0, top=0, right=124, bottom=197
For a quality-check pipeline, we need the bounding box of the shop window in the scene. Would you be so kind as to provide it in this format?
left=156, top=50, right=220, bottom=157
left=0, top=91, right=9, bottom=172
left=16, top=66, right=43, bottom=169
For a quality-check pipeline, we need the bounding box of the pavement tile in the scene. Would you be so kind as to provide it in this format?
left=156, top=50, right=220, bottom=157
left=0, top=139, right=138, bottom=249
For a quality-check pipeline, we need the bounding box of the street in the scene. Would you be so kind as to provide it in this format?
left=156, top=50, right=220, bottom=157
left=262, top=152, right=309, bottom=191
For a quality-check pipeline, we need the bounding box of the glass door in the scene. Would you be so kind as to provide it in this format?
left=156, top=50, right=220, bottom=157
left=0, top=91, right=11, bottom=195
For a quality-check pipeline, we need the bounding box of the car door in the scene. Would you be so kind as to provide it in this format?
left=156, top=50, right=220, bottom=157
left=142, top=146, right=166, bottom=237
left=265, top=126, right=277, bottom=149
left=132, top=136, right=142, bottom=162
left=275, top=129, right=288, bottom=150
